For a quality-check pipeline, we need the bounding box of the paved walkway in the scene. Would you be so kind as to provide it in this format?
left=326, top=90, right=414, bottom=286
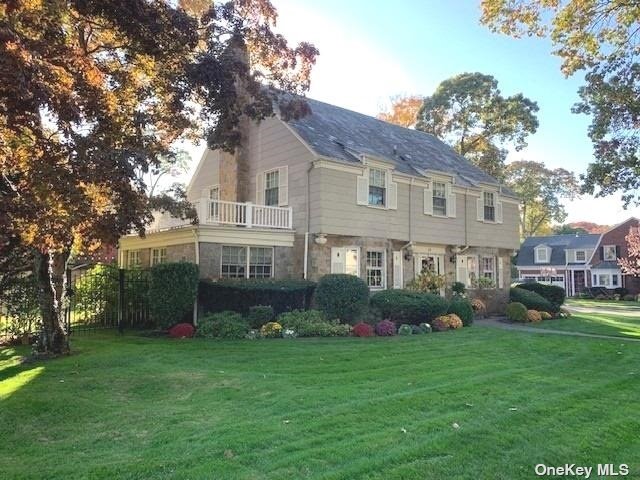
left=475, top=317, right=640, bottom=343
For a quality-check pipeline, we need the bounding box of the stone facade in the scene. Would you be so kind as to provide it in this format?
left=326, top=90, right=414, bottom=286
left=198, top=242, right=294, bottom=280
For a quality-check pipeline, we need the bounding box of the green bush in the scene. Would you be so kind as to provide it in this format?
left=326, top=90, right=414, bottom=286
left=247, top=305, right=274, bottom=328
left=448, top=298, right=474, bottom=326
left=451, top=281, right=466, bottom=296
left=398, top=324, right=413, bottom=335
left=197, top=311, right=248, bottom=339
left=370, top=289, right=448, bottom=325
left=516, top=282, right=565, bottom=309
left=509, top=287, right=555, bottom=313
left=315, top=274, right=369, bottom=323
left=199, top=279, right=315, bottom=316
left=1, top=274, right=40, bottom=337
left=506, top=302, right=528, bottom=322
left=277, top=309, right=350, bottom=337
left=149, top=262, right=199, bottom=328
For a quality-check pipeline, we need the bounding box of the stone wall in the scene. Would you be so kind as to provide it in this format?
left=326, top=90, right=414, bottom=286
left=198, top=242, right=294, bottom=280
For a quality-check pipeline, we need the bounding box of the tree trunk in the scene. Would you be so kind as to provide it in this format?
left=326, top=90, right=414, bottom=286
left=34, top=249, right=70, bottom=355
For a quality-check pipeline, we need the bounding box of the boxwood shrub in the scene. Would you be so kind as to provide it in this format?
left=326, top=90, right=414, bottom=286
left=509, top=287, right=556, bottom=313
left=149, top=262, right=199, bottom=328
left=198, top=279, right=315, bottom=316
left=516, top=282, right=565, bottom=309
left=315, top=274, right=369, bottom=323
left=447, top=298, right=474, bottom=326
left=197, top=311, right=248, bottom=339
left=370, top=289, right=448, bottom=325
left=506, top=302, right=528, bottom=322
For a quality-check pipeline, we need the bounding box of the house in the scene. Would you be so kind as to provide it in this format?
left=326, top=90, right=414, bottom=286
left=515, top=218, right=640, bottom=296
left=118, top=96, right=520, bottom=306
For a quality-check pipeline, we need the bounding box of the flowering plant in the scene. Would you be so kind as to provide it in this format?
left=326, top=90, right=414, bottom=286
left=375, top=319, right=397, bottom=336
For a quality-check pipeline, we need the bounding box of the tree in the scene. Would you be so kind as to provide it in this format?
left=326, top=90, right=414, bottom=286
left=377, top=94, right=423, bottom=128
left=416, top=72, right=539, bottom=179
left=505, top=160, right=579, bottom=237
left=619, top=226, right=640, bottom=276
left=480, top=0, right=640, bottom=205
left=553, top=224, right=588, bottom=235
left=1, top=0, right=317, bottom=355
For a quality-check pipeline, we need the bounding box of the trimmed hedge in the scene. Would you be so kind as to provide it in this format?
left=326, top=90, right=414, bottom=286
left=509, top=287, right=556, bottom=313
left=370, top=289, right=448, bottom=325
left=506, top=302, right=527, bottom=322
left=315, top=274, right=369, bottom=323
left=149, top=262, right=199, bottom=328
left=199, top=279, right=315, bottom=316
left=448, top=298, right=474, bottom=326
left=516, top=282, right=565, bottom=308
left=197, top=311, right=248, bottom=339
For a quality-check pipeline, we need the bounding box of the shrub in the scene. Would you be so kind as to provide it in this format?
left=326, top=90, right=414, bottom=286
left=197, top=311, right=248, bottom=339
left=510, top=287, right=555, bottom=313
left=419, top=322, right=432, bottom=333
left=540, top=311, right=552, bottom=320
left=432, top=315, right=450, bottom=332
left=278, top=309, right=326, bottom=336
left=407, top=270, right=446, bottom=294
left=623, top=294, right=637, bottom=301
left=375, top=320, right=396, bottom=336
left=1, top=274, right=40, bottom=338
left=260, top=322, right=283, bottom=338
left=527, top=310, right=542, bottom=323
left=315, top=274, right=369, bottom=323
left=329, top=323, right=352, bottom=336
left=558, top=307, right=572, bottom=318
left=452, top=281, right=466, bottom=296
left=596, top=293, right=608, bottom=300
left=448, top=298, right=474, bottom=326
left=370, top=290, right=448, bottom=325
left=505, top=302, right=528, bottom=322
left=168, top=323, right=195, bottom=338
left=352, top=322, right=375, bottom=337
left=470, top=298, right=486, bottom=317
left=448, top=314, right=463, bottom=329
left=149, top=262, right=199, bottom=328
left=398, top=324, right=413, bottom=335
left=614, top=287, right=629, bottom=297
left=198, top=279, right=315, bottom=316
left=282, top=328, right=297, bottom=339
left=247, top=305, right=274, bottom=328
left=358, top=306, right=385, bottom=326
left=516, top=282, right=566, bottom=309
left=411, top=325, right=425, bottom=334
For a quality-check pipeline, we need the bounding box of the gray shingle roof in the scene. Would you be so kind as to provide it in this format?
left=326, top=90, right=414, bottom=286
left=591, top=261, right=620, bottom=270
left=285, top=97, right=517, bottom=197
left=517, top=234, right=601, bottom=266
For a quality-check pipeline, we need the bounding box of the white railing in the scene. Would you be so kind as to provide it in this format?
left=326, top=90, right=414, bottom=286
left=201, top=199, right=292, bottom=229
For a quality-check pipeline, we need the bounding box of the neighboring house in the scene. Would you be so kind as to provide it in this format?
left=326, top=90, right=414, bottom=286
left=118, top=97, right=520, bottom=302
left=515, top=217, right=640, bottom=296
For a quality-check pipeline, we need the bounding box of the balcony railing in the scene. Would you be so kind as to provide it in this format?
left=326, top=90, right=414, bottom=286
left=200, top=199, right=292, bottom=230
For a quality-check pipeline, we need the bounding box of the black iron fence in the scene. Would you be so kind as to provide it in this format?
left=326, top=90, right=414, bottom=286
left=1, top=265, right=150, bottom=343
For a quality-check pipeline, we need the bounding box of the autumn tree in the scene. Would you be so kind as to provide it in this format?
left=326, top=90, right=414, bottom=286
left=377, top=94, right=423, bottom=128
left=0, top=0, right=317, bottom=355
left=416, top=72, right=539, bottom=179
left=619, top=226, right=640, bottom=276
left=481, top=0, right=640, bottom=205
left=505, top=160, right=579, bottom=237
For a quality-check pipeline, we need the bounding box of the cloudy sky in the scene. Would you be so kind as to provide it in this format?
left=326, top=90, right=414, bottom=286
left=183, top=0, right=640, bottom=226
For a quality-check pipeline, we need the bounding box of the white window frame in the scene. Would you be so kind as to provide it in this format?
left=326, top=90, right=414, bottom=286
left=264, top=169, right=280, bottom=207
left=368, top=167, right=387, bottom=207
left=127, top=250, right=141, bottom=268
left=366, top=250, right=386, bottom=290
left=220, top=246, right=274, bottom=279
left=603, top=245, right=617, bottom=261
left=331, top=247, right=360, bottom=276
left=356, top=164, right=397, bottom=210
left=481, top=256, right=495, bottom=282
left=432, top=181, right=447, bottom=217
left=575, top=250, right=586, bottom=262
left=535, top=247, right=549, bottom=263
left=483, top=192, right=495, bottom=222
left=151, top=247, right=167, bottom=266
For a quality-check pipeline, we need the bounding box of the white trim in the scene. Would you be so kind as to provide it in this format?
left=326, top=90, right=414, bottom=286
left=220, top=245, right=274, bottom=279
left=534, top=246, right=550, bottom=264
left=365, top=249, right=386, bottom=290
left=331, top=246, right=360, bottom=276
left=603, top=245, right=617, bottom=261
left=187, top=149, right=219, bottom=196
left=150, top=247, right=167, bottom=266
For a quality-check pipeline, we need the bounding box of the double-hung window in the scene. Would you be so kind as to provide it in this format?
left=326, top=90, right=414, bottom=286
left=366, top=251, right=385, bottom=289
left=575, top=250, right=586, bottom=262
left=249, top=247, right=273, bottom=279
left=221, top=246, right=247, bottom=278
left=222, top=246, right=273, bottom=279
left=433, top=181, right=447, bottom=216
left=209, top=186, right=220, bottom=221
left=127, top=250, right=141, bottom=268
left=483, top=192, right=495, bottom=222
left=368, top=168, right=386, bottom=206
left=264, top=170, right=279, bottom=206
left=482, top=257, right=495, bottom=280
left=151, top=248, right=167, bottom=266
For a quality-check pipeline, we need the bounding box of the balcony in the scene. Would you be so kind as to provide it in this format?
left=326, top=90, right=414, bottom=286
left=199, top=199, right=292, bottom=230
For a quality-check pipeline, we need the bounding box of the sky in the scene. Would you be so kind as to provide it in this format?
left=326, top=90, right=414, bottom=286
left=183, top=0, right=640, bottom=226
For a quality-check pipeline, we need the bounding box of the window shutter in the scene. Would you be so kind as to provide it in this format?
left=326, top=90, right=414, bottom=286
left=456, top=255, right=467, bottom=286
left=616, top=245, right=621, bottom=258
left=476, top=197, right=484, bottom=222
left=278, top=166, right=288, bottom=206
left=446, top=184, right=456, bottom=218
left=498, top=257, right=505, bottom=289
left=495, top=199, right=503, bottom=224
left=356, top=173, right=369, bottom=205
left=423, top=181, right=433, bottom=215
left=256, top=172, right=265, bottom=205
left=393, top=251, right=403, bottom=289
left=599, top=246, right=604, bottom=260
left=386, top=171, right=397, bottom=210
left=331, top=247, right=346, bottom=274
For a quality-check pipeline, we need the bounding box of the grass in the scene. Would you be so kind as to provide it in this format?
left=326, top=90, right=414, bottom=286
left=566, top=298, right=640, bottom=309
left=2, top=329, right=640, bottom=480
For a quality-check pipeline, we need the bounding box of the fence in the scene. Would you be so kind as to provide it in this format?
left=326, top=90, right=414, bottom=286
left=1, top=265, right=150, bottom=344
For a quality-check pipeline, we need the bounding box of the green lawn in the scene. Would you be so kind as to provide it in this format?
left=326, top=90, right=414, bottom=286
left=2, top=330, right=640, bottom=480
left=566, top=298, right=640, bottom=309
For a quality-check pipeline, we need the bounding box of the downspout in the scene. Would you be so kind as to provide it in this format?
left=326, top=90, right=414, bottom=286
left=303, top=162, right=314, bottom=280
left=192, top=227, right=199, bottom=325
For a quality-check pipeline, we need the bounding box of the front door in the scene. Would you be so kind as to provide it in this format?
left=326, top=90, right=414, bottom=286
left=574, top=271, right=585, bottom=295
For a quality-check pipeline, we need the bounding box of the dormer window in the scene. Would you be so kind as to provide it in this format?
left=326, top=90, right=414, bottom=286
left=368, top=168, right=386, bottom=206
left=535, top=246, right=549, bottom=263
left=575, top=250, right=586, bottom=262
